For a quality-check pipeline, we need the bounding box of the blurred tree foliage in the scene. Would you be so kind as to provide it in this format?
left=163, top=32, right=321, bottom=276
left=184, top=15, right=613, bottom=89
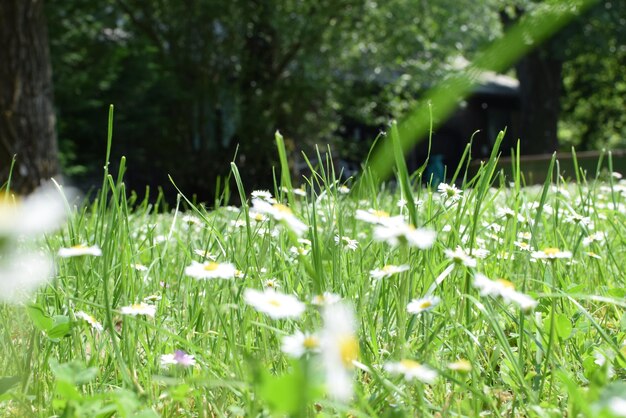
left=45, top=0, right=624, bottom=197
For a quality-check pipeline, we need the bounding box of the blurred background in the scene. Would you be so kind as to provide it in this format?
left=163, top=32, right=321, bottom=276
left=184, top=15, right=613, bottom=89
left=0, top=0, right=624, bottom=199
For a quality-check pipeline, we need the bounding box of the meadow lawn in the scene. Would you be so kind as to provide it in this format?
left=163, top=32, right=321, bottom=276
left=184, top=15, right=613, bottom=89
left=2, top=142, right=626, bottom=417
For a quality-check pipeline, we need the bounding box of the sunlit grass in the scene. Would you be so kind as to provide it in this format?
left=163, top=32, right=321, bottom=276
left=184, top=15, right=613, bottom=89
left=1, top=126, right=626, bottom=417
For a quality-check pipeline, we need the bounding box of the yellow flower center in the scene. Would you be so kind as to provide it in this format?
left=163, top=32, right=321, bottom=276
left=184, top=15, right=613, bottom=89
left=543, top=248, right=560, bottom=256
left=448, top=359, right=472, bottom=372
left=399, top=359, right=421, bottom=370
left=373, top=210, right=389, bottom=218
left=339, top=335, right=359, bottom=368
left=71, top=245, right=86, bottom=250
left=253, top=213, right=265, bottom=221
left=496, top=279, right=515, bottom=289
left=303, top=336, right=319, bottom=349
left=131, top=304, right=143, bottom=309
left=268, top=299, right=282, bottom=307
left=382, top=265, right=395, bottom=273
left=418, top=301, right=432, bottom=310
left=203, top=262, right=220, bottom=271
left=273, top=204, right=292, bottom=214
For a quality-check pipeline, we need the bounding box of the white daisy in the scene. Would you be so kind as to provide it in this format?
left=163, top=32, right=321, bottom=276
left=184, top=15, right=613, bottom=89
left=184, top=261, right=237, bottom=280
left=373, top=219, right=436, bottom=249
left=384, top=360, right=438, bottom=383
left=444, top=247, right=477, bottom=268
left=311, top=292, right=342, bottom=306
left=58, top=245, right=102, bottom=258
left=437, top=183, right=463, bottom=203
left=281, top=331, right=320, bottom=358
left=243, top=288, right=305, bottom=319
left=75, top=311, right=104, bottom=332
left=120, top=302, right=156, bottom=317
left=251, top=199, right=307, bottom=236
left=369, top=264, right=410, bottom=280
left=355, top=209, right=394, bottom=225
left=335, top=235, right=359, bottom=251
left=530, top=248, right=573, bottom=261
left=473, top=273, right=538, bottom=311
left=321, top=303, right=359, bottom=402
left=407, top=296, right=441, bottom=314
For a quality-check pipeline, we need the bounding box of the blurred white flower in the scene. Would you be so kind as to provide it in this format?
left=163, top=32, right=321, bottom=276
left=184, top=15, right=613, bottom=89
left=473, top=273, right=538, bottom=311
left=609, top=397, right=626, bottom=417
left=407, top=296, right=441, bottom=314
left=311, top=292, right=342, bottom=306
left=384, top=360, right=437, bottom=383
left=530, top=248, right=572, bottom=261
left=0, top=183, right=69, bottom=237
left=370, top=264, right=410, bottom=280
left=120, top=302, right=156, bottom=317
left=243, top=288, right=305, bottom=319
left=281, top=330, right=320, bottom=358
left=334, top=235, right=358, bottom=251
left=0, top=252, right=53, bottom=304
left=251, top=199, right=307, bottom=236
left=185, top=261, right=237, bottom=280
left=373, top=218, right=436, bottom=249
left=75, top=310, right=104, bottom=332
left=251, top=190, right=275, bottom=203
left=58, top=245, right=102, bottom=258
left=445, top=247, right=477, bottom=268
left=321, top=302, right=359, bottom=402
left=355, top=209, right=394, bottom=225
left=160, top=350, right=196, bottom=368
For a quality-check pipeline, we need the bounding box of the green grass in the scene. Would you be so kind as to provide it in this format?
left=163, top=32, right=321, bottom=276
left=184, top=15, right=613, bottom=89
left=1, top=128, right=626, bottom=417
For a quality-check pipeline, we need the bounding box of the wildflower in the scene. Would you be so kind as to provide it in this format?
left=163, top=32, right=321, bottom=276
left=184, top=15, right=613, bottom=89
left=289, top=246, right=310, bottom=256
left=193, top=249, right=216, bottom=260
left=251, top=190, right=275, bottom=202
left=530, top=248, right=573, bottom=261
left=251, top=199, right=307, bottom=236
left=514, top=241, right=533, bottom=251
left=249, top=211, right=267, bottom=222
left=370, top=264, right=410, bottom=280
left=58, top=245, right=102, bottom=258
left=181, top=214, right=202, bottom=226
left=132, top=263, right=148, bottom=272
left=120, top=302, right=156, bottom=317
left=311, top=292, right=342, bottom=306
left=355, top=209, right=393, bottom=225
left=160, top=350, right=196, bottom=368
left=384, top=360, right=438, bottom=383
left=0, top=183, right=69, bottom=237
left=321, top=303, right=359, bottom=402
left=337, top=185, right=350, bottom=194
left=0, top=252, right=54, bottom=304
left=445, top=247, right=477, bottom=268
left=582, top=231, right=605, bottom=246
left=143, top=294, right=162, bottom=303
left=281, top=330, right=320, bottom=358
left=243, top=288, right=305, bottom=319
left=473, top=273, right=538, bottom=311
left=609, top=397, right=626, bottom=417
left=437, top=183, right=463, bottom=203
left=373, top=219, right=436, bottom=249
left=184, top=261, right=237, bottom=280
left=74, top=311, right=104, bottom=332
left=334, top=235, right=358, bottom=251
left=263, top=278, right=280, bottom=289
left=407, top=296, right=441, bottom=314
left=447, top=359, right=472, bottom=372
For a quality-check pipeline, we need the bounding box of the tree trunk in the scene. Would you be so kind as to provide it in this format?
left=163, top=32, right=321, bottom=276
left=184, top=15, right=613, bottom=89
left=516, top=46, right=563, bottom=155
left=0, top=0, right=59, bottom=193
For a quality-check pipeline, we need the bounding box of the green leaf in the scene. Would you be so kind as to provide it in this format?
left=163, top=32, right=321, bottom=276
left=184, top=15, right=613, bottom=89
left=555, top=314, right=573, bottom=339
left=27, top=304, right=53, bottom=331
left=50, top=359, right=98, bottom=386
left=48, top=315, right=72, bottom=340
left=0, top=376, right=20, bottom=395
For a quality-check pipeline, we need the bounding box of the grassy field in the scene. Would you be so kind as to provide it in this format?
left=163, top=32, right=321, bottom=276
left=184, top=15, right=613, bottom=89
left=1, top=131, right=626, bottom=417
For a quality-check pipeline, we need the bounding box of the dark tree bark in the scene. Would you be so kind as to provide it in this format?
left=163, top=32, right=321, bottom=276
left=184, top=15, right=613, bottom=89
left=516, top=46, right=563, bottom=154
left=0, top=0, right=59, bottom=193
